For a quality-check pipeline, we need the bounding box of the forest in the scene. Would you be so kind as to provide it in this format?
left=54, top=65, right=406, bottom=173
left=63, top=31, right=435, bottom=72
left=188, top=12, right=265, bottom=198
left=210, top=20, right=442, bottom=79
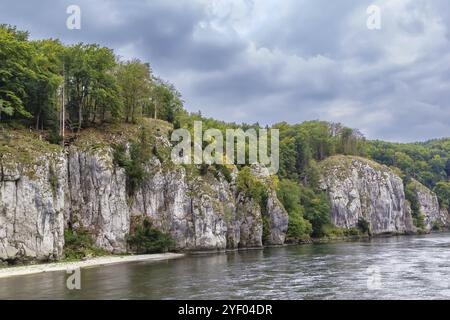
left=1, top=24, right=449, bottom=241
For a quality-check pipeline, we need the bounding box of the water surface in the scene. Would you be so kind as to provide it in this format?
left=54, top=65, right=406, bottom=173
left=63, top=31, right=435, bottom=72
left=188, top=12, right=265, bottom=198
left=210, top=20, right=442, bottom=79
left=1, top=233, right=450, bottom=299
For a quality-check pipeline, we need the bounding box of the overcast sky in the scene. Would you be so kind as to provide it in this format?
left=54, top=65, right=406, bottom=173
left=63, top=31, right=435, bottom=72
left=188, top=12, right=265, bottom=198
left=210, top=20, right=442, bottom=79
left=1, top=0, right=450, bottom=142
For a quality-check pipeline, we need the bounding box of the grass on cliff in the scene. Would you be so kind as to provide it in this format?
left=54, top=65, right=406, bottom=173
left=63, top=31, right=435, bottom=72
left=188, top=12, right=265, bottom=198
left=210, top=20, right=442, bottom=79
left=0, top=127, right=63, bottom=178
left=319, top=155, right=392, bottom=181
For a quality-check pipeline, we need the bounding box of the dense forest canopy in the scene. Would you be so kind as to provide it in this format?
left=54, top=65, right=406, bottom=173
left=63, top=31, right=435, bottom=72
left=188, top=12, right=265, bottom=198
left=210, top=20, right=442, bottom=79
left=1, top=25, right=449, bottom=239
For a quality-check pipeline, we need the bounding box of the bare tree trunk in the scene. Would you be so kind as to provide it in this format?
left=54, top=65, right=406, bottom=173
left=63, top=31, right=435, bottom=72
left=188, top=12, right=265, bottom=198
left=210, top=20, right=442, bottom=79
left=77, top=99, right=82, bottom=134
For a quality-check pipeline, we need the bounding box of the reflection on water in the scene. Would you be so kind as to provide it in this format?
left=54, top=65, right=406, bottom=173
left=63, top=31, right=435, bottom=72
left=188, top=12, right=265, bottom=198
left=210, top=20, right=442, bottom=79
left=1, top=233, right=450, bottom=299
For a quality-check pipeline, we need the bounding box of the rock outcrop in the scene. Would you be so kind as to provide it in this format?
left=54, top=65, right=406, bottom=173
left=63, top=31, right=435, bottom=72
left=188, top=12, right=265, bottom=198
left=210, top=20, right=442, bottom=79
left=408, top=179, right=450, bottom=232
left=0, top=152, right=66, bottom=262
left=0, top=124, right=289, bottom=263
left=319, top=156, right=415, bottom=235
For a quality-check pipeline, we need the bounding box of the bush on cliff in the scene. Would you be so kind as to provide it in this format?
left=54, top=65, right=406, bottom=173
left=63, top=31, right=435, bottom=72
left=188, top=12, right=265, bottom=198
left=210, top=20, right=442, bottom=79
left=63, top=229, right=108, bottom=261
left=277, top=179, right=312, bottom=241
left=300, top=187, right=331, bottom=237
left=127, top=218, right=174, bottom=254
left=405, top=181, right=426, bottom=230
left=113, top=128, right=154, bottom=196
left=236, top=167, right=268, bottom=209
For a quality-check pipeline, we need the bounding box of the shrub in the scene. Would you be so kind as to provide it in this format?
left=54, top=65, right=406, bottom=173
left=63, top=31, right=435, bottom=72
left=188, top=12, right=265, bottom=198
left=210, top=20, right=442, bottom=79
left=300, top=186, right=331, bottom=237
left=434, top=181, right=450, bottom=210
left=113, top=128, right=153, bottom=196
left=277, top=179, right=313, bottom=241
left=236, top=167, right=268, bottom=209
left=357, top=217, right=370, bottom=235
left=127, top=218, right=174, bottom=254
left=405, top=182, right=426, bottom=229
left=321, top=224, right=345, bottom=238
left=63, top=229, right=108, bottom=261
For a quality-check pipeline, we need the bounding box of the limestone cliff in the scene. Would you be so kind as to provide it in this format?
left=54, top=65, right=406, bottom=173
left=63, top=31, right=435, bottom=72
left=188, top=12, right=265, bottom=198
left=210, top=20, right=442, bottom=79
left=0, top=132, right=66, bottom=262
left=408, top=179, right=450, bottom=232
left=0, top=123, right=287, bottom=262
left=319, top=156, right=416, bottom=235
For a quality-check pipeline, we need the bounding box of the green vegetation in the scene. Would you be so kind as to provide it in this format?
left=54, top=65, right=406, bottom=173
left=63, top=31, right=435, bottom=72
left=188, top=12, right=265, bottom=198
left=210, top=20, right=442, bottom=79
left=367, top=139, right=450, bottom=192
left=404, top=180, right=426, bottom=230
left=357, top=218, right=370, bottom=235
left=434, top=181, right=450, bottom=211
left=113, top=128, right=153, bottom=196
left=0, top=24, right=184, bottom=137
left=236, top=167, right=268, bottom=209
left=2, top=24, right=450, bottom=245
left=63, top=229, right=108, bottom=261
left=277, top=180, right=312, bottom=241
left=127, top=218, right=174, bottom=253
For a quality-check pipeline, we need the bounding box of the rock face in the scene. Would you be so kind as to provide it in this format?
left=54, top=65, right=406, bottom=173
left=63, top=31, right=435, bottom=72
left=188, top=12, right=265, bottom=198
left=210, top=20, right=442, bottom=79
left=66, top=147, right=130, bottom=253
left=0, top=153, right=66, bottom=262
left=0, top=126, right=289, bottom=263
left=408, top=179, right=450, bottom=232
left=319, top=156, right=415, bottom=235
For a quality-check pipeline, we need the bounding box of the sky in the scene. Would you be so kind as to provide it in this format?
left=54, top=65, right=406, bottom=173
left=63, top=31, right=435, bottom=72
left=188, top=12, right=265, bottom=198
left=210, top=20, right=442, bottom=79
left=1, top=0, right=450, bottom=142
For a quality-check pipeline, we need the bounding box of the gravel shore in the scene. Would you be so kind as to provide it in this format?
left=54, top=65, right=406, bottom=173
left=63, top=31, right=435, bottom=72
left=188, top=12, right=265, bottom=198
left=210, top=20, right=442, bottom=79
left=0, top=253, right=185, bottom=279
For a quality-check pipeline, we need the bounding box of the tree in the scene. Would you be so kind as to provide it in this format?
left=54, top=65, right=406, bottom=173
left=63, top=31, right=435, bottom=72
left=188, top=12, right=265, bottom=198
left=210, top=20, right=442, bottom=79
left=0, top=25, right=35, bottom=120
left=27, top=39, right=64, bottom=131
left=148, top=80, right=184, bottom=123
left=277, top=180, right=312, bottom=241
left=64, top=43, right=119, bottom=131
left=116, top=59, right=152, bottom=123
left=446, top=158, right=450, bottom=180
left=434, top=181, right=450, bottom=210
left=300, top=186, right=331, bottom=237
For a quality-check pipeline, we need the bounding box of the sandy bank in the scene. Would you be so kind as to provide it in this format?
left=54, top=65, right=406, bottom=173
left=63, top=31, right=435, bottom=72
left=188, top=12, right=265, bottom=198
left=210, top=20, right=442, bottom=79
left=0, top=253, right=184, bottom=279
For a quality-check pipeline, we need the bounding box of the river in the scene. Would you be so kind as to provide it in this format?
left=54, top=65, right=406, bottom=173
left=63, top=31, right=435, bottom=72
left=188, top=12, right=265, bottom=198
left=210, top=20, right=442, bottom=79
left=1, top=233, right=450, bottom=299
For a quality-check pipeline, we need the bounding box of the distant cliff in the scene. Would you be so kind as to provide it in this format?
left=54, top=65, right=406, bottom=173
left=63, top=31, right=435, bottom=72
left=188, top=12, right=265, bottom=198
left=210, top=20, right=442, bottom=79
left=319, top=155, right=449, bottom=235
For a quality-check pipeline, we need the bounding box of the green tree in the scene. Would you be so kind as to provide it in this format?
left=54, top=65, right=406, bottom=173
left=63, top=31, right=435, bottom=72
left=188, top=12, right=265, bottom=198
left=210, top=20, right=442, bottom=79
left=300, top=186, right=331, bottom=237
left=116, top=59, right=152, bottom=123
left=434, top=181, right=450, bottom=210
left=64, top=43, right=119, bottom=131
left=0, top=25, right=35, bottom=120
left=277, top=180, right=312, bottom=241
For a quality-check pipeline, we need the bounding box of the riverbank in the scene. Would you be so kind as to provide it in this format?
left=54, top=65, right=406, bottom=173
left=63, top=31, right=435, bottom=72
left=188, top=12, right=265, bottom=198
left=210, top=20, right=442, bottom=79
left=0, top=253, right=184, bottom=279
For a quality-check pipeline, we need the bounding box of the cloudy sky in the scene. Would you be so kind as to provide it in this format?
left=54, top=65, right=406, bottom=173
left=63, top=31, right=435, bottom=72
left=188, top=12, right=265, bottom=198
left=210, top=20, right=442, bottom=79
left=1, top=0, right=450, bottom=142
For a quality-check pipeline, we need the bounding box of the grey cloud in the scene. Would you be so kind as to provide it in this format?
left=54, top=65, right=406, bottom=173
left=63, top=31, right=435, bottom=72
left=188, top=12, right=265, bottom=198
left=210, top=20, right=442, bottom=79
left=0, top=0, right=449, bottom=142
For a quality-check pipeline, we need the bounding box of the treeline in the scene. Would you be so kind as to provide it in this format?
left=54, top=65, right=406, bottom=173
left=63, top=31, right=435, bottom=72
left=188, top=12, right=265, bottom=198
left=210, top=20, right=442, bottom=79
left=2, top=25, right=449, bottom=239
left=0, top=24, right=183, bottom=140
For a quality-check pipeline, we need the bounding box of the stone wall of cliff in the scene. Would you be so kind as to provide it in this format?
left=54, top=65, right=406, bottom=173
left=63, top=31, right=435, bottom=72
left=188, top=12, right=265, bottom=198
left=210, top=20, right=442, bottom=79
left=0, top=124, right=288, bottom=262
left=408, top=179, right=450, bottom=232
left=1, top=126, right=447, bottom=263
left=319, top=156, right=416, bottom=235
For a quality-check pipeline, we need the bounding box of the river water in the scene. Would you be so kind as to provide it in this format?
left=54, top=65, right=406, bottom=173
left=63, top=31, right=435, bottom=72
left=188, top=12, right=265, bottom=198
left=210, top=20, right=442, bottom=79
left=1, top=233, right=450, bottom=299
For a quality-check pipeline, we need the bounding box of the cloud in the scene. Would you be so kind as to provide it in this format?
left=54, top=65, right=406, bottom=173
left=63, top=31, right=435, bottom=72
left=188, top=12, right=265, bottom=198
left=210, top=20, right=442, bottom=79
left=0, top=0, right=449, bottom=142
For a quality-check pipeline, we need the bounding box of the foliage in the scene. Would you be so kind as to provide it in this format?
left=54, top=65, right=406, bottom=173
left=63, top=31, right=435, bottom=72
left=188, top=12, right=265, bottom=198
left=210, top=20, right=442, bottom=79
left=357, top=217, right=370, bottom=235
left=236, top=167, right=268, bottom=209
left=367, top=139, right=450, bottom=189
left=277, top=179, right=312, bottom=241
left=116, top=59, right=152, bottom=123
left=0, top=25, right=183, bottom=140
left=405, top=180, right=426, bottom=229
left=299, top=186, right=331, bottom=237
left=127, top=218, right=174, bottom=253
left=273, top=121, right=366, bottom=182
left=113, top=128, right=153, bottom=196
left=434, top=181, right=450, bottom=211
left=63, top=229, right=108, bottom=261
